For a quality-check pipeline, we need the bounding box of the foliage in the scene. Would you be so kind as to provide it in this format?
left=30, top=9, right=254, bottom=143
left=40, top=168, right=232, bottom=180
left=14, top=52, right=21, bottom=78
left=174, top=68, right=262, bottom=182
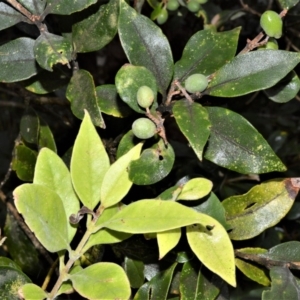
left=1, top=0, right=300, bottom=299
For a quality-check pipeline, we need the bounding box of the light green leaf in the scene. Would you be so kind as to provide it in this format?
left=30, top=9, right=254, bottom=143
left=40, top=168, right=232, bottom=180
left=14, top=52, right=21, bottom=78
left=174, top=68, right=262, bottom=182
left=186, top=215, right=236, bottom=287
left=70, top=262, right=131, bottom=300
left=223, top=178, right=300, bottom=240
left=157, top=228, right=181, bottom=260
left=173, top=101, right=211, bottom=161
left=34, top=148, right=80, bottom=242
left=101, top=143, right=143, bottom=208
left=19, top=283, right=48, bottom=300
left=38, top=119, right=57, bottom=152
left=71, top=111, right=110, bottom=209
left=177, top=178, right=213, bottom=201
left=205, top=107, right=286, bottom=174
left=13, top=184, right=70, bottom=252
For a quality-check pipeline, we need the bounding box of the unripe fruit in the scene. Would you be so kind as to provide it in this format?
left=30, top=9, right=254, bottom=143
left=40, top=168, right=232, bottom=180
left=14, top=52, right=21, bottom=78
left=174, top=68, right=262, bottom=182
left=132, top=118, right=156, bottom=139
left=137, top=86, right=154, bottom=108
left=266, top=38, right=279, bottom=49
left=185, top=73, right=208, bottom=93
left=260, top=10, right=283, bottom=39
left=157, top=9, right=168, bottom=25
left=167, top=0, right=180, bottom=11
left=187, top=0, right=200, bottom=12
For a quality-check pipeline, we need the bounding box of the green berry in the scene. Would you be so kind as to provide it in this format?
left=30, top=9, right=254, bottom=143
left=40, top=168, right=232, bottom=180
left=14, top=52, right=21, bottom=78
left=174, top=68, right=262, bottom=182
left=157, top=9, right=168, bottom=25
left=185, top=74, right=208, bottom=93
left=167, top=0, right=180, bottom=11
left=266, top=38, right=279, bottom=49
left=137, top=86, right=155, bottom=108
left=260, top=10, right=283, bottom=39
left=187, top=0, right=200, bottom=12
left=132, top=118, right=156, bottom=139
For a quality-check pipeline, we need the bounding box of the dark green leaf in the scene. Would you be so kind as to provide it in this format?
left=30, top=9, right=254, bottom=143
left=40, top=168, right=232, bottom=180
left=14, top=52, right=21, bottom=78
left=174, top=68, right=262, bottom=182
left=205, top=107, right=286, bottom=174
left=118, top=0, right=173, bottom=94
left=116, top=130, right=137, bottom=159
left=34, top=32, right=73, bottom=71
left=206, top=50, right=300, bottom=97
left=129, top=139, right=175, bottom=185
left=20, top=108, right=39, bottom=145
left=222, top=178, right=299, bottom=240
left=173, top=100, right=211, bottom=161
left=264, top=71, right=300, bottom=103
left=38, top=119, right=57, bottom=152
left=46, top=0, right=97, bottom=15
left=72, top=0, right=119, bottom=52
left=115, top=64, right=157, bottom=114
left=0, top=258, right=21, bottom=271
left=18, top=0, right=46, bottom=15
left=278, top=0, right=300, bottom=9
left=124, top=257, right=145, bottom=289
left=66, top=70, right=105, bottom=128
left=174, top=27, right=240, bottom=81
left=262, top=267, right=300, bottom=299
left=0, top=3, right=26, bottom=31
left=0, top=38, right=38, bottom=82
left=12, top=145, right=37, bottom=182
left=96, top=84, right=132, bottom=117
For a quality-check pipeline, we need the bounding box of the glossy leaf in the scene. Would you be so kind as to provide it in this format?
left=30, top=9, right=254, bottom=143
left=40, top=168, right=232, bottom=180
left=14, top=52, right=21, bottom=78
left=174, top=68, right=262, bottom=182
left=0, top=3, right=26, bottom=31
left=20, top=108, right=39, bottom=144
left=66, top=70, right=105, bottom=128
left=0, top=267, right=31, bottom=300
left=96, top=84, right=132, bottom=117
left=101, top=199, right=219, bottom=233
left=278, top=0, right=300, bottom=9
left=206, top=50, right=300, bottom=97
left=124, top=257, right=145, bottom=288
left=205, top=107, right=286, bottom=174
left=46, top=0, right=97, bottom=15
left=173, top=101, right=211, bottom=161
left=177, top=178, right=213, bottom=201
left=71, top=111, right=110, bottom=209
left=13, top=184, right=70, bottom=252
left=0, top=38, right=38, bottom=82
left=235, top=258, right=270, bottom=286
left=12, top=145, right=37, bottom=182
left=115, top=64, right=157, bottom=113
left=186, top=215, right=236, bottom=287
left=157, top=228, right=181, bottom=259
left=222, top=178, right=300, bottom=240
left=101, top=143, right=143, bottom=208
left=34, top=148, right=80, bottom=241
left=264, top=71, right=300, bottom=103
left=19, top=283, right=48, bottom=300
left=174, top=27, right=240, bottom=81
left=129, top=139, right=175, bottom=185
left=262, top=267, right=300, bottom=299
left=34, top=32, right=73, bottom=71
left=118, top=0, right=173, bottom=94
left=38, top=119, right=57, bottom=152
left=72, top=0, right=119, bottom=52
left=70, top=262, right=131, bottom=300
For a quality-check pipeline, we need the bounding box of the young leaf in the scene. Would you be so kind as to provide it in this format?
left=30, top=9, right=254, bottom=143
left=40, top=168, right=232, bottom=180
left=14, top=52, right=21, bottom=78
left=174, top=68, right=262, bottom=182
left=72, top=0, right=119, bottom=53
left=46, top=0, right=97, bottom=15
left=115, top=64, right=158, bottom=113
left=157, top=228, right=181, bottom=259
left=0, top=38, right=38, bottom=82
left=262, top=267, right=300, bottom=299
left=174, top=27, right=240, bottom=81
left=118, top=0, right=173, bottom=94
left=186, top=215, right=236, bottom=287
left=71, top=111, right=110, bottom=209
left=205, top=107, right=286, bottom=174
left=173, top=101, right=211, bottom=161
left=19, top=283, right=48, bottom=300
left=34, top=32, right=73, bottom=71
left=129, top=139, right=175, bottom=185
left=70, top=262, right=131, bottom=300
left=101, top=143, right=143, bottom=208
left=34, top=148, right=80, bottom=242
left=222, top=178, right=300, bottom=240
left=177, top=178, right=213, bottom=201
left=206, top=50, right=300, bottom=97
left=13, top=184, right=70, bottom=252
left=0, top=3, right=26, bottom=31
left=66, top=70, right=105, bottom=128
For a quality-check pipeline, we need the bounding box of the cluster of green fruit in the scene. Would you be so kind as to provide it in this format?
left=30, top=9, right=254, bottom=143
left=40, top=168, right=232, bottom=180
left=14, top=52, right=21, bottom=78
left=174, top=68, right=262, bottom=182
left=132, top=86, right=157, bottom=140
left=155, top=0, right=208, bottom=25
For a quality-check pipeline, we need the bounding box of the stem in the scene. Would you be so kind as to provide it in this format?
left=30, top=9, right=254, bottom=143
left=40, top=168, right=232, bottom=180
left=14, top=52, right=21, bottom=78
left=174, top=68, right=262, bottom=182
left=5, top=0, right=40, bottom=22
